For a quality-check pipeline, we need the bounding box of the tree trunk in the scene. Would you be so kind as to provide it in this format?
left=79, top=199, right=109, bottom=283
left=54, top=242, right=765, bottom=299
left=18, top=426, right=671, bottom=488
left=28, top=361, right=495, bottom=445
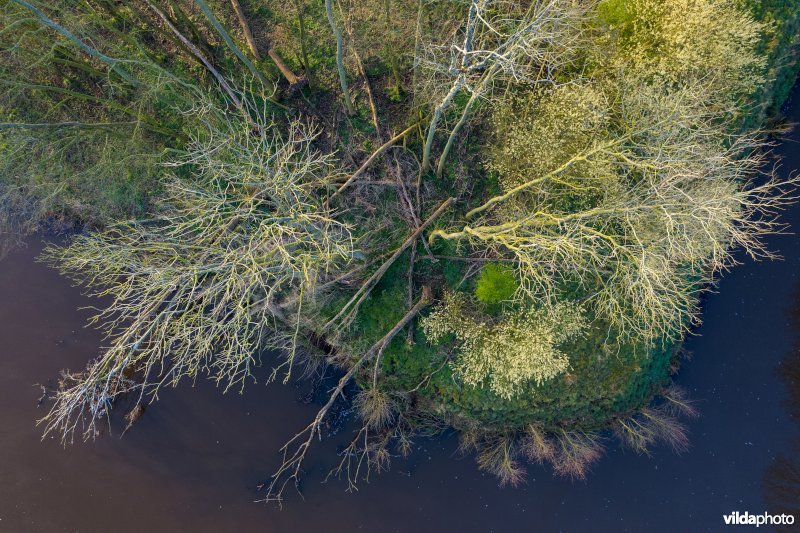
left=268, top=49, right=300, bottom=85
left=435, top=67, right=494, bottom=178
left=193, top=0, right=273, bottom=86
left=325, top=0, right=355, bottom=115
left=13, top=0, right=139, bottom=86
left=421, top=78, right=463, bottom=173
left=228, top=0, right=261, bottom=59
left=383, top=0, right=402, bottom=89
left=292, top=0, right=312, bottom=82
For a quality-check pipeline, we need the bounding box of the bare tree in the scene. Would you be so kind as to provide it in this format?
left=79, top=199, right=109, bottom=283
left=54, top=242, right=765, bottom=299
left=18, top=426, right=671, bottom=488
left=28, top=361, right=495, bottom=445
left=39, top=96, right=355, bottom=443
left=418, top=0, right=587, bottom=176
left=264, top=287, right=431, bottom=503
left=429, top=79, right=799, bottom=342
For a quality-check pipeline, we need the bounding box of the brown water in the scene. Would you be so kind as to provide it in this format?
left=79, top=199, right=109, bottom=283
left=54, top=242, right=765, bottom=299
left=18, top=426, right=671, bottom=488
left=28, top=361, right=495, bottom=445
left=1, top=88, right=800, bottom=532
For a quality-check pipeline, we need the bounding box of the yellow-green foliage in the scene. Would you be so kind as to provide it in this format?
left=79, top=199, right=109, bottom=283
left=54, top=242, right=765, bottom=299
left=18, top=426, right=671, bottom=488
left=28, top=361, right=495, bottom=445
left=474, top=263, right=519, bottom=304
left=489, top=83, right=612, bottom=194
left=422, top=293, right=586, bottom=399
left=435, top=74, right=783, bottom=343
left=601, top=0, right=767, bottom=108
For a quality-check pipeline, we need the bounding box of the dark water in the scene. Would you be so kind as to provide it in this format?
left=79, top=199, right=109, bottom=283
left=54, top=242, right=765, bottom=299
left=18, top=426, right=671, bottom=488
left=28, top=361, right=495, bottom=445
left=2, top=92, right=800, bottom=533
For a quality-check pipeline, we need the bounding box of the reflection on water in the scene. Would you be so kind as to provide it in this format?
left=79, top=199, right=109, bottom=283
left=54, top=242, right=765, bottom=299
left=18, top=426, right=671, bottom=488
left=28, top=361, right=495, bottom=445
left=764, top=281, right=800, bottom=526
left=764, top=441, right=800, bottom=523
left=778, top=282, right=800, bottom=425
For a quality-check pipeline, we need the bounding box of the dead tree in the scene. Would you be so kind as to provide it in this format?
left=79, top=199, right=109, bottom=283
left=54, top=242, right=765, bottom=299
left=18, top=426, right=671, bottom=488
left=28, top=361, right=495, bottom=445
left=264, top=286, right=431, bottom=503
left=418, top=0, right=587, bottom=176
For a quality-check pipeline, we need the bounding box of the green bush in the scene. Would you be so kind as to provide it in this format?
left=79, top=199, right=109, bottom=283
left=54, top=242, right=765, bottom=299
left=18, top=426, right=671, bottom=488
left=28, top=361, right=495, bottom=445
left=475, top=263, right=519, bottom=304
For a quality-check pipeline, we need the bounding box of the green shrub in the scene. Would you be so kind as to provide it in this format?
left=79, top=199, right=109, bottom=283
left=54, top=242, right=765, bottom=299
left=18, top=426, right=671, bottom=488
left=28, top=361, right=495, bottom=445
left=475, top=263, right=519, bottom=304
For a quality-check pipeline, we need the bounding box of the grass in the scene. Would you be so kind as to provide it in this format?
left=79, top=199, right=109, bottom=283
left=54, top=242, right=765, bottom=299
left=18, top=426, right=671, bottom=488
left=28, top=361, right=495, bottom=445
left=382, top=319, right=674, bottom=430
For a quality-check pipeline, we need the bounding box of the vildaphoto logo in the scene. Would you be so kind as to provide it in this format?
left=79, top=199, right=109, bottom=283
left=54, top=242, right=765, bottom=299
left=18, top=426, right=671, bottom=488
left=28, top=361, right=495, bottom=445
left=723, top=511, right=795, bottom=527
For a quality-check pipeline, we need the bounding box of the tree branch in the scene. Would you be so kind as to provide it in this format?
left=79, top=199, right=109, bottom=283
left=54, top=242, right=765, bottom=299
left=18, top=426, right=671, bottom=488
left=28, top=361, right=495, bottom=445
left=328, top=122, right=419, bottom=201
left=324, top=197, right=454, bottom=330
left=263, top=287, right=431, bottom=504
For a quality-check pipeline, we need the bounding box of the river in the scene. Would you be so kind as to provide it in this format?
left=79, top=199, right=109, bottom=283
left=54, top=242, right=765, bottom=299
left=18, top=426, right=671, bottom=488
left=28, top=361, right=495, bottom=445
left=1, top=86, right=799, bottom=532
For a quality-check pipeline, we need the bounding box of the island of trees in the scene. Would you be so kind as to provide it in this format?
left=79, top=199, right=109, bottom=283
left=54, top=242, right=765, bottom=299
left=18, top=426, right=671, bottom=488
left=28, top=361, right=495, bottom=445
left=1, top=0, right=799, bottom=501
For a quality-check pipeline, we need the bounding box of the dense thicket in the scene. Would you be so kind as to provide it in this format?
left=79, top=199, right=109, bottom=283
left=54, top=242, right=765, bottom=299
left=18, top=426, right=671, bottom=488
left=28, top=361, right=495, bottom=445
left=1, top=0, right=798, bottom=498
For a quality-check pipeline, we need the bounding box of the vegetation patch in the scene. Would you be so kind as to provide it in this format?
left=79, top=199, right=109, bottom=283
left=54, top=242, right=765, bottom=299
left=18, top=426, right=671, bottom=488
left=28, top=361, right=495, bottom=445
left=1, top=0, right=798, bottom=498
